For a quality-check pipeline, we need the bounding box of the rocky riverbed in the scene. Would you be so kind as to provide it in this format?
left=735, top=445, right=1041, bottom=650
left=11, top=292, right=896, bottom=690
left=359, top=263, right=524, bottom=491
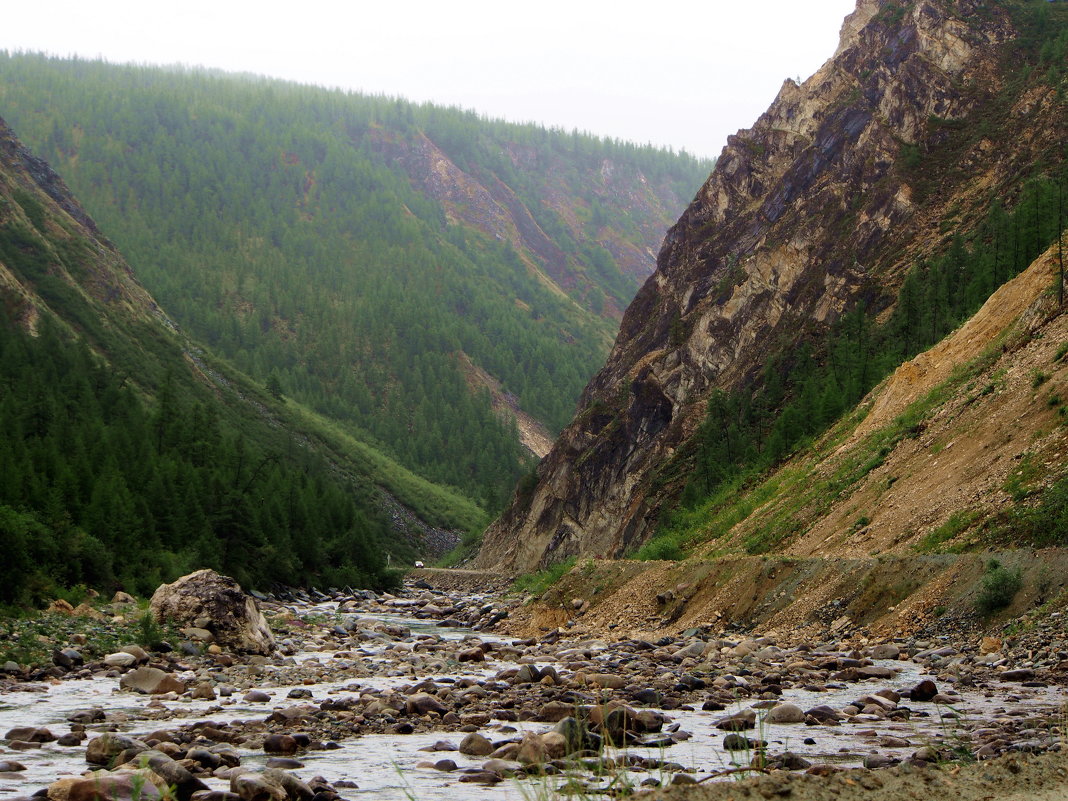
left=1, top=574, right=1066, bottom=801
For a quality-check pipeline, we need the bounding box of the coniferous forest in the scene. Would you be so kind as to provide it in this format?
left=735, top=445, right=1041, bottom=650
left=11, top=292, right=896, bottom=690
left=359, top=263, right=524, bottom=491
left=0, top=53, right=711, bottom=510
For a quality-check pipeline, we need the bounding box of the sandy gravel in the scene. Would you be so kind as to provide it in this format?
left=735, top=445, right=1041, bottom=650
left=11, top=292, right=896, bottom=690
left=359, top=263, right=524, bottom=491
left=638, top=751, right=1068, bottom=801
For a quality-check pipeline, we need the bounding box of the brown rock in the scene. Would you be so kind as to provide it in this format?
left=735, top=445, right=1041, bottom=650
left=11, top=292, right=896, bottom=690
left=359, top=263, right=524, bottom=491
left=120, top=667, right=187, bottom=695
left=458, top=733, right=494, bottom=756
left=150, top=570, right=274, bottom=655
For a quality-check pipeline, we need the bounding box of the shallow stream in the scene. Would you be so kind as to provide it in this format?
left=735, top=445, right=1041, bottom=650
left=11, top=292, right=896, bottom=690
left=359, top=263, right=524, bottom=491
left=1, top=603, right=1065, bottom=800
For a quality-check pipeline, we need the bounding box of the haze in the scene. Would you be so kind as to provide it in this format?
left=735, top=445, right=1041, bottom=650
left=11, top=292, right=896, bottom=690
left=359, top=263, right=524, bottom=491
left=3, top=0, right=858, bottom=158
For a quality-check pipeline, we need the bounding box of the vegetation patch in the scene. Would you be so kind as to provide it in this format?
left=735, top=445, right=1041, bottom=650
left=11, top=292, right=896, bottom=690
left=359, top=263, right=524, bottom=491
left=975, top=558, right=1023, bottom=615
left=917, top=510, right=980, bottom=553
left=512, top=557, right=577, bottom=597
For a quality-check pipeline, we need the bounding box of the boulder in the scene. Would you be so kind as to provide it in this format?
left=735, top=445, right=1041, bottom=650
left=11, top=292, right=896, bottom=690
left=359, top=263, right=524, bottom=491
left=57, top=769, right=167, bottom=801
left=120, top=667, right=187, bottom=695
left=908, top=679, right=938, bottom=702
left=405, top=692, right=447, bottom=716
left=149, top=570, right=274, bottom=655
left=85, top=734, right=150, bottom=766
left=714, top=709, right=757, bottom=731
left=765, top=703, right=806, bottom=724
left=458, top=733, right=493, bottom=756
left=515, top=732, right=547, bottom=765
left=231, top=773, right=286, bottom=801
left=869, top=643, right=900, bottom=660
left=104, top=652, right=138, bottom=669
left=5, top=727, right=56, bottom=743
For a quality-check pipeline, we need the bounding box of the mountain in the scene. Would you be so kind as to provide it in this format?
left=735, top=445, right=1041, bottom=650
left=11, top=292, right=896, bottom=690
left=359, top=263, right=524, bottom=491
left=477, top=0, right=1068, bottom=572
left=0, top=53, right=711, bottom=509
left=0, top=114, right=488, bottom=602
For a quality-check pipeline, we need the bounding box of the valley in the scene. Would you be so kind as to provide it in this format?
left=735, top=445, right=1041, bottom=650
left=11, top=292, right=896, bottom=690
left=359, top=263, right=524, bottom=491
left=0, top=0, right=1067, bottom=797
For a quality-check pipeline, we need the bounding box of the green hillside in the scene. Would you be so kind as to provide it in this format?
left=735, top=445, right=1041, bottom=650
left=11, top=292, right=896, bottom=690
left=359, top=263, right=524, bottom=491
left=0, top=117, right=429, bottom=601
left=0, top=53, right=711, bottom=508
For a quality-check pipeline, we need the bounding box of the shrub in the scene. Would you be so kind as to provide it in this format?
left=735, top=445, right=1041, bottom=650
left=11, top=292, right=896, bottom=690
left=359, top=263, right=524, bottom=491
left=975, top=559, right=1022, bottom=615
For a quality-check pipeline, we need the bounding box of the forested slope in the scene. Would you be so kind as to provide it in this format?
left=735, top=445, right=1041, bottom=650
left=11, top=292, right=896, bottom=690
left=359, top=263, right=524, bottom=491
left=0, top=54, right=711, bottom=508
left=0, top=116, right=427, bottom=601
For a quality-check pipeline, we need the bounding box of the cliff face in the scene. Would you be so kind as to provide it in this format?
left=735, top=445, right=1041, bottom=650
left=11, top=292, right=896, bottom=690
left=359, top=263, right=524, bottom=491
left=477, top=0, right=1063, bottom=572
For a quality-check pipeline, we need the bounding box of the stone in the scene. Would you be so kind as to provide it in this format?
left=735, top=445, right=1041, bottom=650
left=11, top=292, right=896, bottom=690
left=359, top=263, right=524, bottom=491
left=4, top=727, right=56, bottom=743
left=86, top=734, right=150, bottom=766
left=458, top=733, right=494, bottom=756
left=457, top=647, right=484, bottom=663
left=405, top=692, right=447, bottom=716
left=120, top=667, right=187, bottom=695
left=48, top=599, right=75, bottom=615
left=585, top=673, right=625, bottom=689
left=243, top=690, right=272, bottom=703
left=515, top=732, right=547, bottom=765
left=112, top=592, right=138, bottom=605
left=909, top=679, right=938, bottom=702
left=979, top=636, right=1002, bottom=655
left=231, top=773, right=286, bottom=801
left=0, top=761, right=26, bottom=771
left=537, top=700, right=573, bottom=722
left=514, top=664, right=541, bottom=683
left=62, top=770, right=167, bottom=801
left=765, top=703, right=805, bottom=723
left=120, top=645, right=150, bottom=663
left=53, top=649, right=84, bottom=669
left=150, top=570, right=274, bottom=655
left=191, top=682, right=217, bottom=700
left=1000, top=668, right=1035, bottom=681
left=263, top=735, right=298, bottom=755
left=104, top=652, right=138, bottom=668
left=714, top=709, right=757, bottom=731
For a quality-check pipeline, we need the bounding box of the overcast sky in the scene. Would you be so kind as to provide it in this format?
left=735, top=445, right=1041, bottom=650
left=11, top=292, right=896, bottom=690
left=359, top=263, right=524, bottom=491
left=2, top=0, right=858, bottom=160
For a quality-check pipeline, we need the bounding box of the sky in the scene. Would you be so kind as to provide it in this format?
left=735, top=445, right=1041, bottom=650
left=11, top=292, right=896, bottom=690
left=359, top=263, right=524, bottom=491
left=2, top=0, right=859, bottom=160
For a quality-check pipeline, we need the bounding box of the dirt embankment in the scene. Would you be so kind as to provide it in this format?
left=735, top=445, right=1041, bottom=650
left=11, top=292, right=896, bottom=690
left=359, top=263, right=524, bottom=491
left=503, top=550, right=1068, bottom=645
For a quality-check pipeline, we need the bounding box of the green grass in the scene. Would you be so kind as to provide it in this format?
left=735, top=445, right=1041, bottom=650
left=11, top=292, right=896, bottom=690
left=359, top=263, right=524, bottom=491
left=636, top=346, right=1004, bottom=561
left=513, top=558, right=577, bottom=596
left=917, top=510, right=979, bottom=553
left=277, top=398, right=489, bottom=534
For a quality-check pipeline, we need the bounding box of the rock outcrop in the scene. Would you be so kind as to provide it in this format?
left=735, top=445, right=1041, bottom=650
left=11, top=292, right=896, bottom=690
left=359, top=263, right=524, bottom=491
left=476, top=0, right=1064, bottom=572
left=149, top=569, right=274, bottom=654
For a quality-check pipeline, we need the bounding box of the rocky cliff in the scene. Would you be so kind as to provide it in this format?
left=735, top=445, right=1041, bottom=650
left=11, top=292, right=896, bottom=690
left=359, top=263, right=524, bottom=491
left=477, top=0, right=1066, bottom=572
